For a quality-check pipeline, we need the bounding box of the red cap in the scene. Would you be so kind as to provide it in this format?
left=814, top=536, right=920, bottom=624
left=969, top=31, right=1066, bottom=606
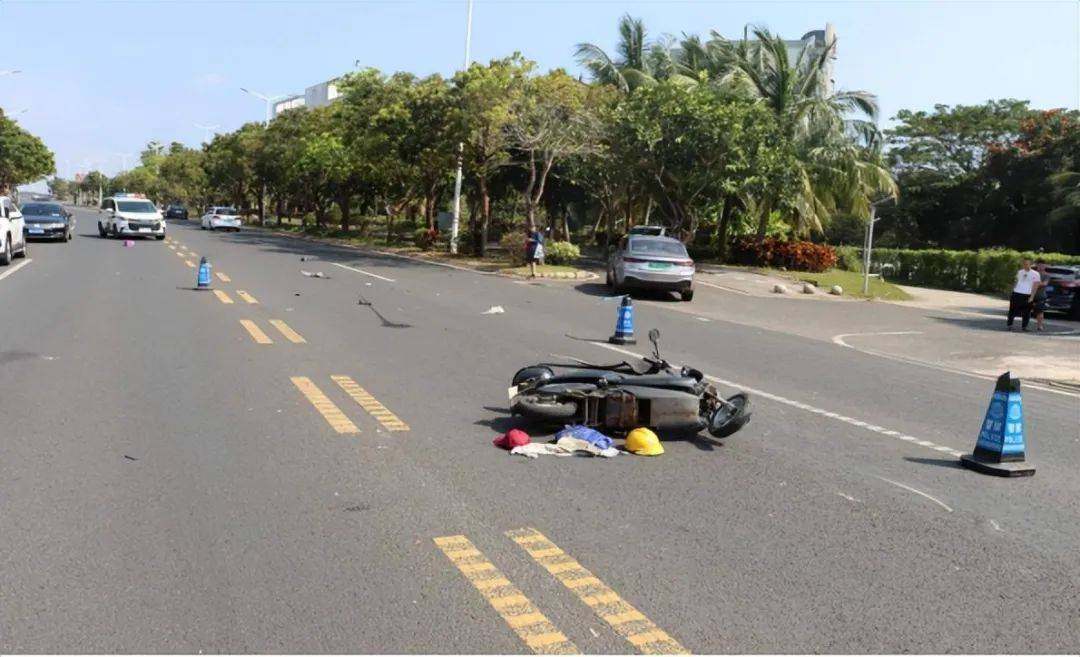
left=494, top=429, right=530, bottom=449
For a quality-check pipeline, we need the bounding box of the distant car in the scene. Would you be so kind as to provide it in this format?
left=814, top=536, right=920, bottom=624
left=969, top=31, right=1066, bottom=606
left=164, top=204, right=189, bottom=220
left=99, top=194, right=166, bottom=240
left=0, top=195, right=28, bottom=265
left=1042, top=265, right=1080, bottom=319
left=21, top=202, right=73, bottom=242
left=607, top=234, right=695, bottom=301
left=201, top=206, right=242, bottom=231
left=628, top=225, right=666, bottom=237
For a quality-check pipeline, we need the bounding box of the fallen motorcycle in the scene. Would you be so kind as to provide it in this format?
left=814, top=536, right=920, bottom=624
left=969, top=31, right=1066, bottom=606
left=508, top=329, right=752, bottom=438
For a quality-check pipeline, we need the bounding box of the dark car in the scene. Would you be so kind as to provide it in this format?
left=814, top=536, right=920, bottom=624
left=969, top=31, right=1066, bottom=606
left=1042, top=265, right=1080, bottom=319
left=21, top=202, right=73, bottom=242
left=164, top=204, right=189, bottom=220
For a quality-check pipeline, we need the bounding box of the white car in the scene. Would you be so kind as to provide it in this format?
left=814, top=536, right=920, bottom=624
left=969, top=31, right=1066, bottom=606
left=607, top=234, right=696, bottom=302
left=0, top=195, right=28, bottom=265
left=201, top=206, right=242, bottom=231
left=98, top=194, right=166, bottom=240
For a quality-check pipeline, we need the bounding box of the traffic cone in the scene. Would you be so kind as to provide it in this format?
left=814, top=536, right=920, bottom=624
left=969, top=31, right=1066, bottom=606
left=196, top=256, right=212, bottom=290
left=609, top=295, right=636, bottom=345
left=960, top=372, right=1035, bottom=477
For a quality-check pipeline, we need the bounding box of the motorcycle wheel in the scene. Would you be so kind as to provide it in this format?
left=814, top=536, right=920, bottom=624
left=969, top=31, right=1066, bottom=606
left=707, top=393, right=752, bottom=438
left=512, top=394, right=578, bottom=421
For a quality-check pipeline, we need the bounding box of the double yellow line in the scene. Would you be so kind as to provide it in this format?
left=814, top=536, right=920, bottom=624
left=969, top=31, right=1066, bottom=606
left=436, top=529, right=687, bottom=655
left=239, top=318, right=305, bottom=344
left=290, top=375, right=408, bottom=434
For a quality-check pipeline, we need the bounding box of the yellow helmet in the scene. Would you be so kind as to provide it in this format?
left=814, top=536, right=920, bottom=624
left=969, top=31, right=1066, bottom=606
left=625, top=427, right=664, bottom=456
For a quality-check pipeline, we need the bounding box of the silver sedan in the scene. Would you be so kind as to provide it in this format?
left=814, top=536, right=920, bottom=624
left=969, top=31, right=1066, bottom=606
left=606, top=235, right=696, bottom=301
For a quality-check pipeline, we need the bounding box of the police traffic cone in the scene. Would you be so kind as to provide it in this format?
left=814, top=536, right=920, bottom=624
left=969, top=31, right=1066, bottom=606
left=609, top=295, right=636, bottom=345
left=196, top=256, right=212, bottom=290
left=960, top=372, right=1035, bottom=477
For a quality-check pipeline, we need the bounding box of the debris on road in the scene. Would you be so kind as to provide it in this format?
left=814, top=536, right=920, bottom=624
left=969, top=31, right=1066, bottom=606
left=625, top=427, right=664, bottom=456
left=123, top=239, right=134, bottom=247
left=481, top=305, right=505, bottom=315
left=556, top=424, right=613, bottom=450
left=358, top=296, right=372, bottom=306
left=123, top=455, right=138, bottom=461
left=772, top=284, right=787, bottom=294
left=301, top=270, right=329, bottom=279
left=494, top=429, right=531, bottom=450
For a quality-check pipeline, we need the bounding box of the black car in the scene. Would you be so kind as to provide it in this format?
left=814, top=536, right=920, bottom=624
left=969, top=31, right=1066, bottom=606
left=164, top=204, right=189, bottom=220
left=21, top=202, right=73, bottom=242
left=1043, top=265, right=1080, bottom=319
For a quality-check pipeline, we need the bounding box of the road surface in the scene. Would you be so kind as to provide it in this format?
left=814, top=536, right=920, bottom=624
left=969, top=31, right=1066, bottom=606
left=2, top=207, right=1078, bottom=653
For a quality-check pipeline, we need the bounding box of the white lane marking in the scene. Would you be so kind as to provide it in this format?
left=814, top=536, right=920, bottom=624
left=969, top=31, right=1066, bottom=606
left=695, top=316, right=711, bottom=322
left=837, top=492, right=861, bottom=503
left=876, top=476, right=954, bottom=513
left=989, top=519, right=1002, bottom=531
left=695, top=279, right=751, bottom=295
left=0, top=257, right=32, bottom=282
left=832, top=331, right=923, bottom=347
left=833, top=331, right=1077, bottom=398
left=591, top=340, right=967, bottom=458
left=331, top=262, right=396, bottom=283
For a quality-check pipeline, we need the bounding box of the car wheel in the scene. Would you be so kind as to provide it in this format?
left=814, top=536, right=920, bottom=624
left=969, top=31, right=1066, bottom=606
left=14, top=241, right=27, bottom=259
left=65, top=231, right=72, bottom=242
left=0, top=238, right=11, bottom=265
left=98, top=222, right=107, bottom=238
left=680, top=289, right=694, bottom=302
left=155, top=234, right=165, bottom=241
left=606, top=268, right=614, bottom=287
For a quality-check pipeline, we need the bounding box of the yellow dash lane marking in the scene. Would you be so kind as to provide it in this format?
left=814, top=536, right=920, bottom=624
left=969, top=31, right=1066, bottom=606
left=239, top=320, right=273, bottom=345
left=269, top=319, right=306, bottom=344
left=213, top=290, right=234, bottom=304
left=332, top=375, right=409, bottom=431
left=290, top=376, right=359, bottom=434
left=184, top=259, right=195, bottom=268
left=508, top=528, right=688, bottom=655
left=434, top=535, right=578, bottom=655
left=236, top=290, right=258, bottom=304
left=215, top=272, right=231, bottom=283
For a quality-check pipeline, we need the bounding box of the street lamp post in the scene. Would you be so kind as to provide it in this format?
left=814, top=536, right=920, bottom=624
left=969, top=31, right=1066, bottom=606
left=862, top=198, right=893, bottom=295
left=448, top=0, right=474, bottom=255
left=241, top=88, right=288, bottom=224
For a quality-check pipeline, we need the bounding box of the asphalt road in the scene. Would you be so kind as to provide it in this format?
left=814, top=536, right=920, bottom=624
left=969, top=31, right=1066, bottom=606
left=2, top=207, right=1078, bottom=653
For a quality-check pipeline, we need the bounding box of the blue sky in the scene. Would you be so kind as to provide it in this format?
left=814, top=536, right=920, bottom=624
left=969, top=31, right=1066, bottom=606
left=4, top=0, right=1078, bottom=181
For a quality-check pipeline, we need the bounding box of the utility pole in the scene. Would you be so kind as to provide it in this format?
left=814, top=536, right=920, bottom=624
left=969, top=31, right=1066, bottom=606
left=241, top=88, right=288, bottom=224
left=448, top=0, right=474, bottom=255
left=863, top=198, right=892, bottom=295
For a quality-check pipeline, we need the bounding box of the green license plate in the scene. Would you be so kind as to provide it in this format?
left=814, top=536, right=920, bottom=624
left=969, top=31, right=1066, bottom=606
left=647, top=262, right=673, bottom=270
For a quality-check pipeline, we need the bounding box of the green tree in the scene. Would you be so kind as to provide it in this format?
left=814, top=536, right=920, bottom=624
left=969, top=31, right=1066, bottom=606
left=0, top=112, right=55, bottom=192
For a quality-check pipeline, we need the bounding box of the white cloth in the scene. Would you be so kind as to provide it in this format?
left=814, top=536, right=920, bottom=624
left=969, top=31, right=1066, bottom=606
left=509, top=439, right=619, bottom=459
left=1013, top=269, right=1042, bottom=295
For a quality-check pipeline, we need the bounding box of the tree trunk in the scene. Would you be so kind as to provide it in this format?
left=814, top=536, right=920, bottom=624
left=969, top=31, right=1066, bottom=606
left=717, top=197, right=736, bottom=260
left=314, top=202, right=326, bottom=228
left=755, top=199, right=772, bottom=240
left=257, top=189, right=265, bottom=226
left=339, top=192, right=351, bottom=232
left=276, top=196, right=284, bottom=227
left=385, top=204, right=396, bottom=246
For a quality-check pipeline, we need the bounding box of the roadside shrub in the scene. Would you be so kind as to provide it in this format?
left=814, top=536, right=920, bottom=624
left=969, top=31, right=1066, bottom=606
left=835, top=245, right=862, bottom=272
left=544, top=241, right=580, bottom=265
left=413, top=227, right=438, bottom=251
left=731, top=238, right=838, bottom=273
left=500, top=231, right=529, bottom=266
left=853, top=247, right=1079, bottom=294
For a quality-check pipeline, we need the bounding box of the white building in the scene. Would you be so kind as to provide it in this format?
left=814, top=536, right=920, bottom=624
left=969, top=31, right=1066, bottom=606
left=272, top=79, right=341, bottom=118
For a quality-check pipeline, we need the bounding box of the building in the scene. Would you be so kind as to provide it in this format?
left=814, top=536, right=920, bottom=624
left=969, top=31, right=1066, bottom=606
left=272, top=79, right=341, bottom=118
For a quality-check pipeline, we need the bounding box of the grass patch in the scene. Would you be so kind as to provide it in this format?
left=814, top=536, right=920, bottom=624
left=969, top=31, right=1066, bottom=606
left=774, top=268, right=913, bottom=300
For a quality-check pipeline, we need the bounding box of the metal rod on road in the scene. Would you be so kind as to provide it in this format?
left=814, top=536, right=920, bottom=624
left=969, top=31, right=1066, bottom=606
left=448, top=0, right=474, bottom=255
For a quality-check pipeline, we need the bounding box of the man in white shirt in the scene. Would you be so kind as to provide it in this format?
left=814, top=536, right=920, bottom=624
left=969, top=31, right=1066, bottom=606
left=1007, top=259, right=1041, bottom=331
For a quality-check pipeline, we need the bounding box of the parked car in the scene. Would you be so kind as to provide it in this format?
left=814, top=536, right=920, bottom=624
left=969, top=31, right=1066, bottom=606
left=21, top=202, right=73, bottom=242
left=98, top=193, right=166, bottom=240
left=201, top=206, right=242, bottom=231
left=0, top=195, right=28, bottom=264
left=164, top=204, right=189, bottom=220
left=607, top=234, right=696, bottom=301
left=1043, top=265, right=1080, bottom=319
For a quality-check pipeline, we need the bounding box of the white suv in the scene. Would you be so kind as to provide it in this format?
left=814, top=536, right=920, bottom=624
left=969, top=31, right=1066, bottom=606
left=98, top=194, right=166, bottom=240
left=0, top=195, right=28, bottom=265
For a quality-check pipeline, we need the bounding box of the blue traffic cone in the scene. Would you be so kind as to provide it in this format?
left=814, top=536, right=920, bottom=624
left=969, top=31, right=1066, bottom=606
left=609, top=295, right=636, bottom=345
left=960, top=372, right=1035, bottom=477
left=196, top=257, right=212, bottom=290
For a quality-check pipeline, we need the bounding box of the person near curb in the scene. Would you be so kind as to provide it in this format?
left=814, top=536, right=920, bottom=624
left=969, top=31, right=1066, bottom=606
left=1032, top=261, right=1050, bottom=332
left=1007, top=258, right=1041, bottom=332
left=526, top=226, right=545, bottom=278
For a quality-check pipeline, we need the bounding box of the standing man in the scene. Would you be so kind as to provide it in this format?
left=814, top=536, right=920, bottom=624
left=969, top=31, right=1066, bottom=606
left=1032, top=261, right=1050, bottom=332
left=526, top=226, right=545, bottom=278
left=1007, top=258, right=1042, bottom=331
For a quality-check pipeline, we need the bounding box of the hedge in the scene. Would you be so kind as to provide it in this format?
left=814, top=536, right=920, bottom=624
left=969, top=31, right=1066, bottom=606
left=731, top=238, right=837, bottom=273
left=835, top=247, right=1080, bottom=295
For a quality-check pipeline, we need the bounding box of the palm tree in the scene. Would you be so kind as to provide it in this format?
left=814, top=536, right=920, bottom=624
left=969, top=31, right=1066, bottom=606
left=575, top=14, right=665, bottom=93
left=678, top=26, right=897, bottom=237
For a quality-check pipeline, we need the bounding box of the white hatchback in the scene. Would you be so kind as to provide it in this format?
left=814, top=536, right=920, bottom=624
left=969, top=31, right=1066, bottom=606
left=201, top=207, right=242, bottom=231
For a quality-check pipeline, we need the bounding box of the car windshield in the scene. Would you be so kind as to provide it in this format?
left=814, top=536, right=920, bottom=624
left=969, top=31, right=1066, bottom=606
left=21, top=203, right=64, bottom=217
left=117, top=200, right=157, bottom=213
left=216, top=208, right=238, bottom=215
left=629, top=238, right=688, bottom=258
